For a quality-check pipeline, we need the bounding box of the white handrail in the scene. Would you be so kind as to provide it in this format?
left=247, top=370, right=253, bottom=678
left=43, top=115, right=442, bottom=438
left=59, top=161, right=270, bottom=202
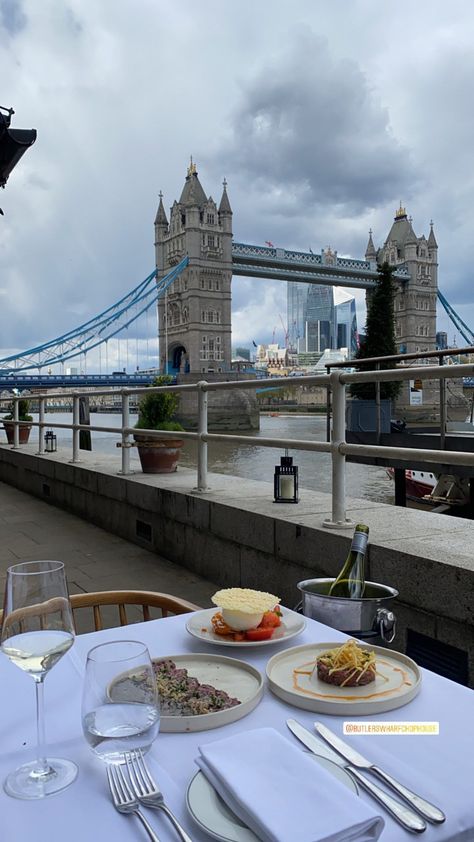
left=2, top=362, right=474, bottom=528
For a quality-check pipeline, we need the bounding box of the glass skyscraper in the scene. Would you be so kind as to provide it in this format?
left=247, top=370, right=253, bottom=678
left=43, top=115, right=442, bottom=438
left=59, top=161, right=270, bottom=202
left=287, top=282, right=357, bottom=355
left=287, top=282, right=308, bottom=352
left=334, top=295, right=358, bottom=356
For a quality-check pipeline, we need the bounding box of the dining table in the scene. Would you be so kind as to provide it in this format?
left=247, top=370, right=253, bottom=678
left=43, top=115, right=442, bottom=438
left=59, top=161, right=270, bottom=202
left=0, top=608, right=473, bottom=842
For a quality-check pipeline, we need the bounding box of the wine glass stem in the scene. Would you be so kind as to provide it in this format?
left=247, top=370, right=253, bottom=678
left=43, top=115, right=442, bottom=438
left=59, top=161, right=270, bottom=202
left=34, top=677, right=49, bottom=777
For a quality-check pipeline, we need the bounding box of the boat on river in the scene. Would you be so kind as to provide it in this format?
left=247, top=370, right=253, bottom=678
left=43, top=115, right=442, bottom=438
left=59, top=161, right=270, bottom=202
left=386, top=468, right=436, bottom=498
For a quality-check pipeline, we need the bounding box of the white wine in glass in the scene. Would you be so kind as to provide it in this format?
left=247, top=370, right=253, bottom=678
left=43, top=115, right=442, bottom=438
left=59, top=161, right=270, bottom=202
left=1, top=560, right=78, bottom=799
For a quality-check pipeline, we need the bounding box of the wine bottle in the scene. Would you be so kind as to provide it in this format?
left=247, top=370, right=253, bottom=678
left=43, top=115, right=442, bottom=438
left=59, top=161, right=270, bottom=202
left=328, top=524, right=369, bottom=598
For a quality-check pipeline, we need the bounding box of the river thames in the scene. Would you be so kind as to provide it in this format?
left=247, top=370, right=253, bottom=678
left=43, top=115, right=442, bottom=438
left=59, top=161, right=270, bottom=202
left=33, top=412, right=394, bottom=505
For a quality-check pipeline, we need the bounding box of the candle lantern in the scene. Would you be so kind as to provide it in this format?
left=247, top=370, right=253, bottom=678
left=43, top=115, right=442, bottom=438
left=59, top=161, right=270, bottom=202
left=44, top=430, right=57, bottom=453
left=274, top=450, right=298, bottom=503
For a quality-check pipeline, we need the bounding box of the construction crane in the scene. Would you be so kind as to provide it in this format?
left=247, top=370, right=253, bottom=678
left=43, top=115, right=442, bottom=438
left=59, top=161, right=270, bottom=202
left=279, top=314, right=289, bottom=348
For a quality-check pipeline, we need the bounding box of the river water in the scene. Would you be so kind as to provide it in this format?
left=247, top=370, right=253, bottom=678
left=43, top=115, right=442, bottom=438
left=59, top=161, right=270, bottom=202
left=32, top=412, right=394, bottom=505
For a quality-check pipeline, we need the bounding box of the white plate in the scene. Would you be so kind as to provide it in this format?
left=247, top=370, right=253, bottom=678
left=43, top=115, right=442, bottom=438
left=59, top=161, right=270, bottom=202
left=110, top=653, right=264, bottom=733
left=186, top=607, right=306, bottom=648
left=266, top=641, right=422, bottom=716
left=186, top=755, right=358, bottom=842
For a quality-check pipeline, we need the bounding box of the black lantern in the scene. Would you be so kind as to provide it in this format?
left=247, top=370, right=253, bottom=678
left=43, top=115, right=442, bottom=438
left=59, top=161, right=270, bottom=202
left=44, top=430, right=57, bottom=452
left=0, top=107, right=36, bottom=189
left=274, top=449, right=298, bottom=503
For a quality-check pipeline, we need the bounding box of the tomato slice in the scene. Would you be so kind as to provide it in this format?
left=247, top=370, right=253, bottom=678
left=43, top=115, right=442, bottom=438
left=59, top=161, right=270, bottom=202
left=244, top=627, right=274, bottom=641
left=260, top=610, right=282, bottom=629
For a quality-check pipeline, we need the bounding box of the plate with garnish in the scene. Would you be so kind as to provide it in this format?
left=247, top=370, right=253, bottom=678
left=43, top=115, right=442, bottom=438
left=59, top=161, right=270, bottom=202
left=109, top=653, right=264, bottom=732
left=186, top=589, right=306, bottom=647
left=266, top=639, right=422, bottom=715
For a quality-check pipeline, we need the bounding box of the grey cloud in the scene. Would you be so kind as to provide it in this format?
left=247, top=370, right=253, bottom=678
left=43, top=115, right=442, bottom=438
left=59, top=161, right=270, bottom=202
left=0, top=0, right=26, bottom=35
left=211, top=31, right=416, bottom=215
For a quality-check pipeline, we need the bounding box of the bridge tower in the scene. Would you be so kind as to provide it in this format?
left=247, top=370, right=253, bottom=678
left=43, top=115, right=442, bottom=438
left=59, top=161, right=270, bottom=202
left=155, top=160, right=233, bottom=375
left=367, top=205, right=466, bottom=420
left=366, top=204, right=438, bottom=356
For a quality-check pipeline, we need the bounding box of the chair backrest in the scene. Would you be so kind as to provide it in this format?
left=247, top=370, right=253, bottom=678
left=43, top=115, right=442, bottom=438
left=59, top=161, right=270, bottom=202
left=0, top=590, right=201, bottom=634
left=69, top=590, right=201, bottom=632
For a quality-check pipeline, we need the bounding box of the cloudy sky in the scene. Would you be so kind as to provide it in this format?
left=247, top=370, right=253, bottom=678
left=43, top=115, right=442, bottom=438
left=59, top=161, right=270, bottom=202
left=1, top=0, right=473, bottom=370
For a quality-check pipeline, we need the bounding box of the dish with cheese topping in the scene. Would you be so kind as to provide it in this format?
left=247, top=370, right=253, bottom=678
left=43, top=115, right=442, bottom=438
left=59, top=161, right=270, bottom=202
left=211, top=588, right=282, bottom=640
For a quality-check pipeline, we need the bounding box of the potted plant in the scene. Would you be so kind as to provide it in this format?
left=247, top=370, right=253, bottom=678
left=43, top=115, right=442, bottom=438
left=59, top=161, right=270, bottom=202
left=2, top=398, right=33, bottom=444
left=134, top=375, right=184, bottom=473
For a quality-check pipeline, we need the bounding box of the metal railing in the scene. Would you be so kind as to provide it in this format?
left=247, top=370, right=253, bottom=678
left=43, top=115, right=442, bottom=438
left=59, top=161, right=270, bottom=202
left=2, top=361, right=474, bottom=529
left=326, top=345, right=474, bottom=447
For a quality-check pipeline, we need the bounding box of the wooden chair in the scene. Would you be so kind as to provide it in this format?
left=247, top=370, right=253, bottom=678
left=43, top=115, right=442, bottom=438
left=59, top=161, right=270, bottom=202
left=0, top=590, right=202, bottom=634
left=69, top=590, right=202, bottom=632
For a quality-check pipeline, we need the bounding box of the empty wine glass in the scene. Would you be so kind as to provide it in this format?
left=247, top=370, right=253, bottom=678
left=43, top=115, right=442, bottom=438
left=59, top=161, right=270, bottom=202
left=81, top=640, right=160, bottom=764
left=1, top=560, right=77, bottom=799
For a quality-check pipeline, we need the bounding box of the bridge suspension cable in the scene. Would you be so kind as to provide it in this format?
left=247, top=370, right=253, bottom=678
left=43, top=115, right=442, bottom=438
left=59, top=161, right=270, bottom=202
left=0, top=257, right=188, bottom=373
left=437, top=290, right=474, bottom=346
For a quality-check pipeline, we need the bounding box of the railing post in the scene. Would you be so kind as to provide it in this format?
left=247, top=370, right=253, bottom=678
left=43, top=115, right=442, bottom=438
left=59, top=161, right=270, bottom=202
left=120, top=390, right=131, bottom=476
left=37, top=397, right=45, bottom=454
left=439, top=355, right=446, bottom=449
left=375, top=362, right=381, bottom=444
left=325, top=365, right=331, bottom=443
left=71, top=393, right=80, bottom=463
left=195, top=381, right=208, bottom=492
left=13, top=397, right=19, bottom=449
left=324, top=372, right=354, bottom=529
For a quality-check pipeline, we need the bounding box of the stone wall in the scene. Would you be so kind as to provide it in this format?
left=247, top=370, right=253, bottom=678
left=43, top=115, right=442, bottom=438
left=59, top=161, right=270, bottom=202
left=1, top=444, right=473, bottom=686
left=176, top=373, right=260, bottom=431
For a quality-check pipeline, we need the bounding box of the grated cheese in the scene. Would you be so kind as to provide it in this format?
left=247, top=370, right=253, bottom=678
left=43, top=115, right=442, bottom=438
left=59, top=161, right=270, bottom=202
left=211, top=588, right=280, bottom=614
left=317, top=639, right=377, bottom=686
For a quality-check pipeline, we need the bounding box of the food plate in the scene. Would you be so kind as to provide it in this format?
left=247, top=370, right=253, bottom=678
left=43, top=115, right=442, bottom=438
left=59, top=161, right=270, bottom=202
left=186, top=755, right=358, bottom=842
left=186, top=606, right=306, bottom=648
left=266, top=641, right=422, bottom=715
left=109, top=653, right=263, bottom=733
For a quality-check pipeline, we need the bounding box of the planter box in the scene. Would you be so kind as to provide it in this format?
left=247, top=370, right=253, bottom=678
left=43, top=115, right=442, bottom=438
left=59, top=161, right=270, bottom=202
left=3, top=423, right=32, bottom=445
left=133, top=433, right=184, bottom=474
left=346, top=399, right=392, bottom=433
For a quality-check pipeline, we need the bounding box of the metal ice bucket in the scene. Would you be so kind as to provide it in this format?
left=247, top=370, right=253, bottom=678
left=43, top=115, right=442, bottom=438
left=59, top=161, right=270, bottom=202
left=296, top=578, right=398, bottom=643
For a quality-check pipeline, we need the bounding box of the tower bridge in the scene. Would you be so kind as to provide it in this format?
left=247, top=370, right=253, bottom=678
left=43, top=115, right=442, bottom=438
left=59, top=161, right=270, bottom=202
left=155, top=164, right=435, bottom=376
left=0, top=160, right=467, bottom=397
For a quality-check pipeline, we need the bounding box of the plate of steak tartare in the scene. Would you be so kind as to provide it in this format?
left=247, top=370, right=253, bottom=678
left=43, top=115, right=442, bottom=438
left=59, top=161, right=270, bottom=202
left=266, top=641, right=421, bottom=715
left=110, top=653, right=264, bottom=732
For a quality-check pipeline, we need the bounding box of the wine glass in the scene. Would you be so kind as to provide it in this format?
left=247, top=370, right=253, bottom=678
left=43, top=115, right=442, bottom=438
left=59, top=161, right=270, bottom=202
left=1, top=560, right=77, bottom=799
left=81, top=640, right=160, bottom=764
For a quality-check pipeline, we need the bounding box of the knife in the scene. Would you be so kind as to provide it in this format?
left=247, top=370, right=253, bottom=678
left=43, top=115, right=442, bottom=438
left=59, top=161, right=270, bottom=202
left=314, top=722, right=445, bottom=825
left=286, top=719, right=427, bottom=834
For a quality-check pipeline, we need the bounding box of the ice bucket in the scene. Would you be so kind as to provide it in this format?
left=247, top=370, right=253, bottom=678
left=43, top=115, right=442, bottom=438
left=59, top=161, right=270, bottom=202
left=296, top=578, right=398, bottom=643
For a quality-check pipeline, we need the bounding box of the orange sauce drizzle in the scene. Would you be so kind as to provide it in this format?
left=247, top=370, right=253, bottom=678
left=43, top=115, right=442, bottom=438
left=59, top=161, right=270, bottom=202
left=292, top=658, right=412, bottom=701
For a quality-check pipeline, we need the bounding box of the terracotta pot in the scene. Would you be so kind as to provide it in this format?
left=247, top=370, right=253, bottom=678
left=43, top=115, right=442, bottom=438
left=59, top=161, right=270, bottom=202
left=134, top=433, right=184, bottom=474
left=3, top=422, right=32, bottom=445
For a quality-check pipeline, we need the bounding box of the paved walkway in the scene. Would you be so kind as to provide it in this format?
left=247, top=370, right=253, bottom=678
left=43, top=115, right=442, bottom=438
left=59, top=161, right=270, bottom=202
left=0, top=481, right=218, bottom=630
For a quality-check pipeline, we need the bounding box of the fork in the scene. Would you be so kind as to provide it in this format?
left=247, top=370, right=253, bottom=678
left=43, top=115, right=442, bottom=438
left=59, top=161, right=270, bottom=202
left=107, top=763, right=162, bottom=842
left=125, top=749, right=195, bottom=842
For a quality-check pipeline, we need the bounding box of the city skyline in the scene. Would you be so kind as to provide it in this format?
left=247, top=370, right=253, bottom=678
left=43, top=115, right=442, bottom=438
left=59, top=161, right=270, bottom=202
left=1, top=1, right=473, bottom=367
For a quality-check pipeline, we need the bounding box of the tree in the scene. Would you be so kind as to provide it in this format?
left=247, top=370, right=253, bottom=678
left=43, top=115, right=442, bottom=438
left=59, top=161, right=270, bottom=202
left=349, top=262, right=401, bottom=401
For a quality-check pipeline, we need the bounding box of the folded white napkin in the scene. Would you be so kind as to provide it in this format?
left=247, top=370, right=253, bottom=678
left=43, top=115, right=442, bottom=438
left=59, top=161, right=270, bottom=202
left=196, top=727, right=384, bottom=842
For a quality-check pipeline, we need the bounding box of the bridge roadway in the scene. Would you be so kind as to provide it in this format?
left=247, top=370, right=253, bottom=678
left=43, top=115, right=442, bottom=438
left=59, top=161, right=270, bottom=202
left=0, top=373, right=157, bottom=390
left=3, top=370, right=474, bottom=392
left=232, top=242, right=410, bottom=288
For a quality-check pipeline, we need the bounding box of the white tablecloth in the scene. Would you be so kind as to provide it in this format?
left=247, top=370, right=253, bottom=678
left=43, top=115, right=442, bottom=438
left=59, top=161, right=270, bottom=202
left=0, top=612, right=473, bottom=842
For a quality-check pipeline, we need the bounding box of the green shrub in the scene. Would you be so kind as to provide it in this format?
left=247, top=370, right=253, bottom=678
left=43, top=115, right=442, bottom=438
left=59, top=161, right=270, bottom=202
left=3, top=398, right=32, bottom=422
left=349, top=262, right=402, bottom=401
left=135, top=376, right=184, bottom=432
